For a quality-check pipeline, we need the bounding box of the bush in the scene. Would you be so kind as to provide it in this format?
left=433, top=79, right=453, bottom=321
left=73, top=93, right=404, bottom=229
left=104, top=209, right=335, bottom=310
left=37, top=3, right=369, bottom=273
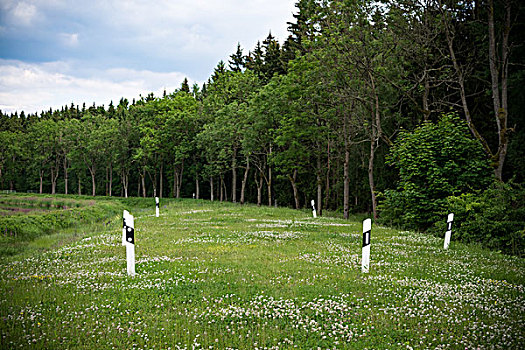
left=380, top=114, right=493, bottom=231
left=434, top=181, right=525, bottom=256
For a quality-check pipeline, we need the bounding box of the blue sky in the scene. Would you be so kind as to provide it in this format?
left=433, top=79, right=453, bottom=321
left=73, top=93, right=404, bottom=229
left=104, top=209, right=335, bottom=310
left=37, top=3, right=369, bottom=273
left=0, top=0, right=296, bottom=114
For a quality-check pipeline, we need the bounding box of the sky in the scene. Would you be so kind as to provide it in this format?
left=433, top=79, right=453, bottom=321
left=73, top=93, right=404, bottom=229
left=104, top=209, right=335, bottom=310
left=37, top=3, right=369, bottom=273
left=0, top=0, right=297, bottom=114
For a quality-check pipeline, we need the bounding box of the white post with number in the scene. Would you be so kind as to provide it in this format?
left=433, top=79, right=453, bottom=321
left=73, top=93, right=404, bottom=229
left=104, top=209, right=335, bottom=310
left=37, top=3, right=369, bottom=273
left=444, top=213, right=454, bottom=250
left=362, top=218, right=371, bottom=273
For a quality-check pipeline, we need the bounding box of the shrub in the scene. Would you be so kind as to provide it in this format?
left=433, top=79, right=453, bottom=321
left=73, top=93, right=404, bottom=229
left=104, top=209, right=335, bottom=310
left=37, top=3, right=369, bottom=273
left=435, top=181, right=525, bottom=256
left=380, top=113, right=493, bottom=231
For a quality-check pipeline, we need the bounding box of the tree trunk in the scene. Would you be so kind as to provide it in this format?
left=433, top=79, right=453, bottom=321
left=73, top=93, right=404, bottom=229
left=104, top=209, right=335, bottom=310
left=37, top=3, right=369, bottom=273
left=141, top=170, right=146, bottom=198
left=324, top=140, right=331, bottom=212
left=88, top=166, right=96, bottom=196
left=368, top=133, right=378, bottom=221
left=122, top=170, right=128, bottom=198
left=109, top=163, right=113, bottom=197
left=216, top=177, right=220, bottom=200
left=343, top=113, right=350, bottom=220
left=210, top=176, right=214, bottom=201
left=91, top=173, right=96, bottom=196
left=174, top=169, right=180, bottom=198
left=422, top=72, right=431, bottom=121
left=289, top=169, right=300, bottom=209
left=78, top=175, right=81, bottom=195
left=223, top=176, right=228, bottom=202
left=105, top=166, right=109, bottom=196
left=174, top=160, right=184, bottom=198
left=195, top=175, right=200, bottom=199
left=159, top=162, right=163, bottom=198
left=488, top=0, right=511, bottom=180
left=50, top=167, right=58, bottom=195
left=219, top=176, right=224, bottom=202
left=441, top=5, right=493, bottom=161
left=316, top=154, right=322, bottom=216
left=255, top=171, right=263, bottom=207
left=39, top=169, right=44, bottom=194
left=172, top=167, right=179, bottom=197
left=232, top=147, right=237, bottom=203
left=63, top=159, right=68, bottom=195
left=240, top=156, right=250, bottom=205
left=149, top=168, right=158, bottom=198
left=267, top=147, right=272, bottom=207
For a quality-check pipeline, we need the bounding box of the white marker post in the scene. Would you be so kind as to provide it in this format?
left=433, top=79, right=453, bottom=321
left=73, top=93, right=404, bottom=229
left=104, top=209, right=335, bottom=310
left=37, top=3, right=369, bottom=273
left=311, top=200, right=317, bottom=218
left=444, top=213, right=454, bottom=250
left=193, top=193, right=195, bottom=199
left=362, top=218, right=371, bottom=273
left=155, top=197, right=160, bottom=217
left=123, top=211, right=135, bottom=276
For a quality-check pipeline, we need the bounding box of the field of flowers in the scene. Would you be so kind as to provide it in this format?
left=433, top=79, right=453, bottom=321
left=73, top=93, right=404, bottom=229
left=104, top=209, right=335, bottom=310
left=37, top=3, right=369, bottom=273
left=1, top=199, right=524, bottom=349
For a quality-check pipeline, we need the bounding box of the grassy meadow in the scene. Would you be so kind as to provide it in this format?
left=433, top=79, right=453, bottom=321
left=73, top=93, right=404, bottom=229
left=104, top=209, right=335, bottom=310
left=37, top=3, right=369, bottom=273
left=0, top=196, right=524, bottom=349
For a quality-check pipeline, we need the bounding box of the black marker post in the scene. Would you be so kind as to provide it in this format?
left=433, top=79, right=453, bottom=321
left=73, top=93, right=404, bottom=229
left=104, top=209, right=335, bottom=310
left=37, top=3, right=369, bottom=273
left=155, top=197, right=159, bottom=217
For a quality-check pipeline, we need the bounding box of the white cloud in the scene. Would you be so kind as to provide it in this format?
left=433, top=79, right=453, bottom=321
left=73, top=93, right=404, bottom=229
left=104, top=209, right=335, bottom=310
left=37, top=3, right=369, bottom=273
left=0, top=1, right=297, bottom=113
left=59, top=33, right=79, bottom=47
left=6, top=1, right=38, bottom=26
left=0, top=60, right=189, bottom=114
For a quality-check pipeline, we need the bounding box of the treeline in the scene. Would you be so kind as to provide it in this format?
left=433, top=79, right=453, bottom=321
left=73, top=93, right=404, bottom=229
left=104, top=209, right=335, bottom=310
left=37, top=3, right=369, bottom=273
left=1, top=0, right=524, bottom=252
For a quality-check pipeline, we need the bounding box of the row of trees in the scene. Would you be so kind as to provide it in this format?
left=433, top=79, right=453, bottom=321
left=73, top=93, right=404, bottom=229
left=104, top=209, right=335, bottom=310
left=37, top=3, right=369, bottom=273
left=1, top=0, right=524, bottom=229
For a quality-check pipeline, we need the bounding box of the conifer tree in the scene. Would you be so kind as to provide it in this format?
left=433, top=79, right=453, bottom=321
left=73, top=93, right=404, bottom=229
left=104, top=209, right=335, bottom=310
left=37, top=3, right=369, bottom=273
left=228, top=43, right=245, bottom=72
left=211, top=61, right=226, bottom=83
left=181, top=78, right=190, bottom=93
left=245, top=41, right=264, bottom=80
left=261, top=32, right=284, bottom=82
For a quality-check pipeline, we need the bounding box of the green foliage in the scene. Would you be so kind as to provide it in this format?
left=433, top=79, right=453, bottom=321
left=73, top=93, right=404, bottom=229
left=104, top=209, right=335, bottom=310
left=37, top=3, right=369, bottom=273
left=381, top=114, right=493, bottom=231
left=437, top=181, right=525, bottom=256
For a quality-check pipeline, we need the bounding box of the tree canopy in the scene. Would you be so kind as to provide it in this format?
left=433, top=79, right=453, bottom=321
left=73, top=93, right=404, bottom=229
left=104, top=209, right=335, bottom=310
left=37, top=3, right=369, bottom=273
left=1, top=0, right=524, bottom=254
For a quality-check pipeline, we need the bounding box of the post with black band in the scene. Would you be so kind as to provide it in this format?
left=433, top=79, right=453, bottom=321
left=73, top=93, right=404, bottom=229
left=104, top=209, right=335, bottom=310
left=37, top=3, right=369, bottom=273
left=444, top=213, right=454, bottom=250
left=155, top=197, right=159, bottom=218
left=362, top=218, right=371, bottom=273
left=122, top=210, right=135, bottom=276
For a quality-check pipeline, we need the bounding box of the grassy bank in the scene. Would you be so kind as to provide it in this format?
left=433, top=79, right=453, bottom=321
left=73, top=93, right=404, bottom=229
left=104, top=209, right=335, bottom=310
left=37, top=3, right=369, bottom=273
left=0, top=194, right=178, bottom=258
left=1, top=199, right=523, bottom=349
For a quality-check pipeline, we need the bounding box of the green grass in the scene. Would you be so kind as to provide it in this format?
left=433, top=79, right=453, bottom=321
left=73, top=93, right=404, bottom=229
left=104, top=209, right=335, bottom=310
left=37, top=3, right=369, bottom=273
left=1, top=198, right=523, bottom=349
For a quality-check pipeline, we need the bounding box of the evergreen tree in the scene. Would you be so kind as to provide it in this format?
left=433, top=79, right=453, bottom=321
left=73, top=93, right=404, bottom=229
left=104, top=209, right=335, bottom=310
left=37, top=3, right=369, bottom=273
left=181, top=78, right=190, bottom=93
left=211, top=61, right=226, bottom=83
left=261, top=32, right=284, bottom=83
left=245, top=41, right=264, bottom=80
left=228, top=43, right=245, bottom=72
